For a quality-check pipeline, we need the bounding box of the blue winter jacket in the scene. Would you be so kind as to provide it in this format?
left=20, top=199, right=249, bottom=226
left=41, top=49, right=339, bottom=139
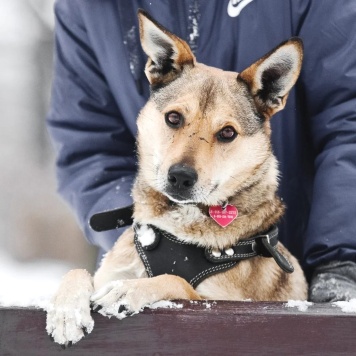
left=47, top=0, right=356, bottom=276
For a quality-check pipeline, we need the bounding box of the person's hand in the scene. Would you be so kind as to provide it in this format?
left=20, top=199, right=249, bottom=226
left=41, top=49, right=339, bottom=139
left=309, top=261, right=356, bottom=302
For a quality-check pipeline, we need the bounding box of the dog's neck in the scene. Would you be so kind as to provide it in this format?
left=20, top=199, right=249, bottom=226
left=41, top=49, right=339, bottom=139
left=132, top=168, right=284, bottom=250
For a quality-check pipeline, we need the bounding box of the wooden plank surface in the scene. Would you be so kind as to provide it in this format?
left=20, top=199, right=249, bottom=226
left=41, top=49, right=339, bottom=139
left=0, top=301, right=355, bottom=355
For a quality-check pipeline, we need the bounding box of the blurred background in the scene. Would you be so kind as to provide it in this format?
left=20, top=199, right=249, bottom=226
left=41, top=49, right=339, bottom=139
left=0, top=0, right=97, bottom=305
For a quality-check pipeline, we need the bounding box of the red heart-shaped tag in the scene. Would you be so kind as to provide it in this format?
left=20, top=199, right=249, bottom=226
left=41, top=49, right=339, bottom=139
left=209, top=205, right=238, bottom=228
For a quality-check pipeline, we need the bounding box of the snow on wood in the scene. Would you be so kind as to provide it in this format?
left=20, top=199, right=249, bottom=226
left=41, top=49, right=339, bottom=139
left=285, top=299, right=313, bottom=312
left=332, top=298, right=356, bottom=313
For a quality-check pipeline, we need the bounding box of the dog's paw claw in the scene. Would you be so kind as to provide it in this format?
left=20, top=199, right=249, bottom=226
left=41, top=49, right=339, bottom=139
left=82, top=327, right=89, bottom=336
left=118, top=304, right=127, bottom=313
left=91, top=304, right=103, bottom=312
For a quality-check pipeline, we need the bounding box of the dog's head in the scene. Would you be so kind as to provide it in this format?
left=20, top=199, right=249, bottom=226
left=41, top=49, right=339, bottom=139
left=136, top=10, right=303, bottom=206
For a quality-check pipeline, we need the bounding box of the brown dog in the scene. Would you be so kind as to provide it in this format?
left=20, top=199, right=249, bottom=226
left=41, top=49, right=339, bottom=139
left=47, top=10, right=307, bottom=346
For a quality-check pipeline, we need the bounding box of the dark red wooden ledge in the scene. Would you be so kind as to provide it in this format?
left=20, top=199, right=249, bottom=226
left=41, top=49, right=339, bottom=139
left=1, top=301, right=355, bottom=355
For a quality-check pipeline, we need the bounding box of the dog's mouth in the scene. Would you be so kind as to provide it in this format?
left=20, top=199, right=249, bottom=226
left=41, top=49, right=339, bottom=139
left=162, top=182, right=219, bottom=206
left=163, top=191, right=196, bottom=205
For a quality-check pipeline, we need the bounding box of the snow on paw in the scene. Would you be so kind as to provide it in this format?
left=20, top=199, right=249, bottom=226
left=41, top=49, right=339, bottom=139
left=46, top=269, right=94, bottom=346
left=91, top=279, right=155, bottom=319
left=91, top=280, right=129, bottom=319
left=46, top=303, right=94, bottom=346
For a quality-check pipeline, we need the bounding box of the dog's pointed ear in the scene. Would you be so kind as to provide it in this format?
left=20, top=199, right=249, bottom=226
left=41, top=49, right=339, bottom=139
left=138, top=9, right=195, bottom=87
left=239, top=38, right=303, bottom=119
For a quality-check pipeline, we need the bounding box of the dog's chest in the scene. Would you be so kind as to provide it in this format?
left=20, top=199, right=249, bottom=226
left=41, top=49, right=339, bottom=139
left=134, top=225, right=237, bottom=288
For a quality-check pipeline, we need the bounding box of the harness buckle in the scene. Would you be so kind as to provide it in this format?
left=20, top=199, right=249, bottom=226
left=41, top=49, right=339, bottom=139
left=252, top=234, right=273, bottom=258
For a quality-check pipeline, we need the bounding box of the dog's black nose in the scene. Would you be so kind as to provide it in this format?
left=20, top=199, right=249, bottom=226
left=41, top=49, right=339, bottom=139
left=168, top=164, right=198, bottom=190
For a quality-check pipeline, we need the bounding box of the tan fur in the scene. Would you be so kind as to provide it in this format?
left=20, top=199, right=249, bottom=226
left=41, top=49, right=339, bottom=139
left=47, top=11, right=307, bottom=346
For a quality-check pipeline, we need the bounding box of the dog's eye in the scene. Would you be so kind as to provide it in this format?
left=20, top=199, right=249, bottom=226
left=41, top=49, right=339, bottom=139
left=217, top=126, right=237, bottom=142
left=165, top=111, right=184, bottom=128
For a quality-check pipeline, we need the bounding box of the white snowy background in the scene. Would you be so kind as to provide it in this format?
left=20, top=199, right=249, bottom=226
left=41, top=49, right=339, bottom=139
left=0, top=0, right=97, bottom=308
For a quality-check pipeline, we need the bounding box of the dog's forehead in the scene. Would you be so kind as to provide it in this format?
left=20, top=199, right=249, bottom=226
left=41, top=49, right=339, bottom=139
left=150, top=64, right=263, bottom=134
left=152, top=65, right=239, bottom=106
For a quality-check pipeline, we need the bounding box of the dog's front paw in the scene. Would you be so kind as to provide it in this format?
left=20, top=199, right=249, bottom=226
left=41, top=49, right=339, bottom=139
left=46, top=301, right=94, bottom=347
left=46, top=269, right=94, bottom=347
left=90, top=279, right=157, bottom=319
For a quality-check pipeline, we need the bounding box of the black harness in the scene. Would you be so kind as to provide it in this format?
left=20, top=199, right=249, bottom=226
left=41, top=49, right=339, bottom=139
left=134, top=224, right=293, bottom=288
left=90, top=205, right=294, bottom=288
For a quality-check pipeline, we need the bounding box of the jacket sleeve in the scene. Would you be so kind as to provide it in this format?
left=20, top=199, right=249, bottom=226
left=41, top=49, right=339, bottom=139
left=295, top=1, right=356, bottom=268
left=47, top=1, right=136, bottom=252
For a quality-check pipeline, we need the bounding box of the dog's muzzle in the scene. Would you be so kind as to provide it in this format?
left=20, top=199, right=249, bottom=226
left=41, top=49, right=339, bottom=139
left=166, top=163, right=198, bottom=201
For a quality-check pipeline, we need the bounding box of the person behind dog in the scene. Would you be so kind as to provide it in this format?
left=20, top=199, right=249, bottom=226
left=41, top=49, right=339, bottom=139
left=47, top=0, right=356, bottom=302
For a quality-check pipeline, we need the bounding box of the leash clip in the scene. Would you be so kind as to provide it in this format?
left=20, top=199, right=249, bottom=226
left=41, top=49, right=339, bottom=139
left=259, top=234, right=294, bottom=274
left=252, top=234, right=273, bottom=258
